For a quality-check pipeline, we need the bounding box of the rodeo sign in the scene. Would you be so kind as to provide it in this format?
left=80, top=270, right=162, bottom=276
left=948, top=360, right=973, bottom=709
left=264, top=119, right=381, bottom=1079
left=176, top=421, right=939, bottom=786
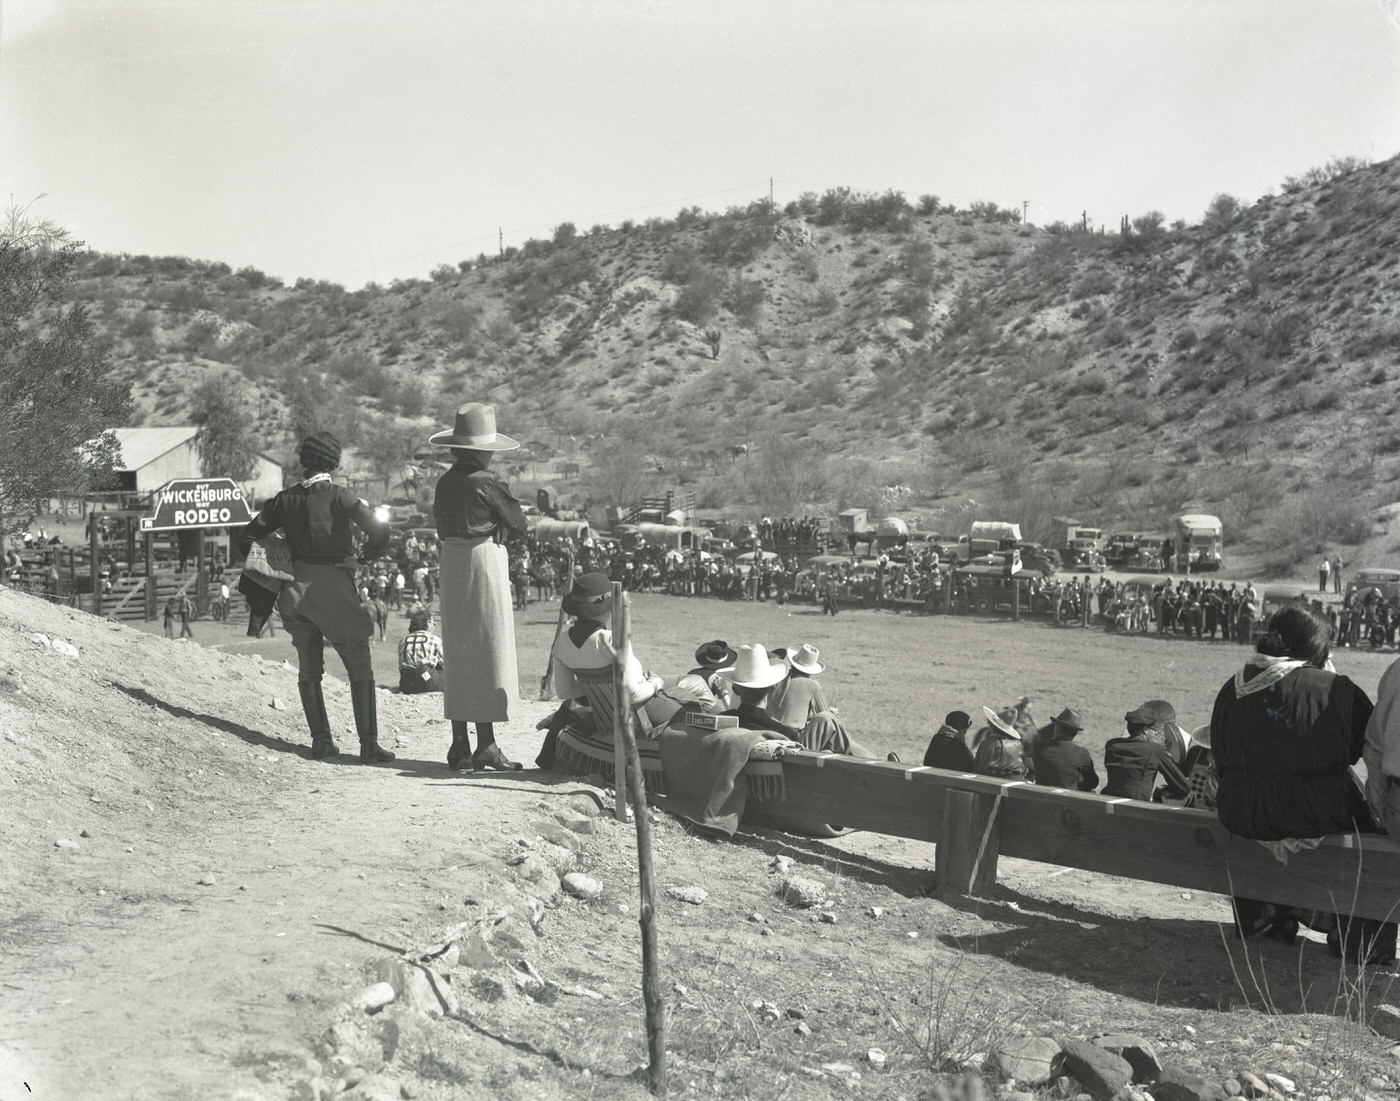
left=139, top=478, right=254, bottom=532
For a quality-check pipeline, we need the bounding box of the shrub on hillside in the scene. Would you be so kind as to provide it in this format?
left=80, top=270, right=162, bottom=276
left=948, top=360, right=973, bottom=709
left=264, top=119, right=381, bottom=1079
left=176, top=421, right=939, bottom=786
left=725, top=276, right=765, bottom=328
left=1258, top=486, right=1370, bottom=572
left=671, top=267, right=727, bottom=324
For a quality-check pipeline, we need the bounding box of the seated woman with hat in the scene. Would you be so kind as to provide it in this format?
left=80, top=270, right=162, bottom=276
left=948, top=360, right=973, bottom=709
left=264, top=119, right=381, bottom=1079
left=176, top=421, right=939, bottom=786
left=550, top=572, right=720, bottom=735
left=767, top=643, right=833, bottom=731
left=722, top=644, right=876, bottom=758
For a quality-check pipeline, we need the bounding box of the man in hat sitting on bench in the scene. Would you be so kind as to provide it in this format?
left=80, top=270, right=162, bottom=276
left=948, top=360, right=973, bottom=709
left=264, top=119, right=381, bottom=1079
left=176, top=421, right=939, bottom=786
left=723, top=643, right=878, bottom=758
left=1031, top=707, right=1098, bottom=791
left=1102, top=707, right=1190, bottom=801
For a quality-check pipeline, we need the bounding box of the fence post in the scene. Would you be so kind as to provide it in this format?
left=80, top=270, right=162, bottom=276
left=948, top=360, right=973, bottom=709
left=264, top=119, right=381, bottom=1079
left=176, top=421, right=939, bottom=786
left=936, top=789, right=1002, bottom=895
left=611, top=582, right=629, bottom=823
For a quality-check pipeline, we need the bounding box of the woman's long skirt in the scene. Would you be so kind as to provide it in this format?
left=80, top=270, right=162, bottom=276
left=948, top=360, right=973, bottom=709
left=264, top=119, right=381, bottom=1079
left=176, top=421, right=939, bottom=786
left=440, top=536, right=517, bottom=723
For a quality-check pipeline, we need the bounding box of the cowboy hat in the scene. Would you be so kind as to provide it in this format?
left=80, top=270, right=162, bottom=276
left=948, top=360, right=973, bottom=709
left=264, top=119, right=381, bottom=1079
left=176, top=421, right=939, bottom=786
left=693, top=640, right=737, bottom=671
left=562, top=572, right=613, bottom=618
left=429, top=403, right=520, bottom=451
left=1189, top=723, right=1212, bottom=749
left=728, top=643, right=789, bottom=689
left=1139, top=699, right=1176, bottom=724
left=982, top=705, right=1021, bottom=739
left=1050, top=707, right=1084, bottom=732
left=787, top=643, right=824, bottom=675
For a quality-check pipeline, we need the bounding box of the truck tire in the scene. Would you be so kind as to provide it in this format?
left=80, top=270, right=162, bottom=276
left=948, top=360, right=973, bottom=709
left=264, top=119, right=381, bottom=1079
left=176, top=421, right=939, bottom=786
left=974, top=597, right=992, bottom=615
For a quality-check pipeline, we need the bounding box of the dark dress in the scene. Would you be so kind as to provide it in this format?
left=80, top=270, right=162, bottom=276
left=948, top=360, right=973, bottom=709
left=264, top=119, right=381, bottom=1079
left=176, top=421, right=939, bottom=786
left=1034, top=739, right=1099, bottom=791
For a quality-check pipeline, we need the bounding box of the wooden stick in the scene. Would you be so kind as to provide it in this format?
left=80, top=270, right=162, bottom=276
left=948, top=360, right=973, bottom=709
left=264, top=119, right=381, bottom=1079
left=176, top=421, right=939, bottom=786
left=539, top=601, right=568, bottom=700
left=611, top=582, right=629, bottom=823
left=614, top=587, right=667, bottom=1093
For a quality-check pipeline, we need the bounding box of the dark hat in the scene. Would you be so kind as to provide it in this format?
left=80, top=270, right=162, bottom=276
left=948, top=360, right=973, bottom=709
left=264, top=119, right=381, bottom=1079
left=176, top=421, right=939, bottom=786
left=944, top=710, right=971, bottom=732
left=1139, top=699, right=1176, bottom=724
left=694, top=640, right=737, bottom=671
left=1124, top=707, right=1157, bottom=727
left=562, top=571, right=613, bottom=618
left=1051, top=707, right=1084, bottom=732
left=429, top=403, right=520, bottom=451
left=299, top=431, right=342, bottom=473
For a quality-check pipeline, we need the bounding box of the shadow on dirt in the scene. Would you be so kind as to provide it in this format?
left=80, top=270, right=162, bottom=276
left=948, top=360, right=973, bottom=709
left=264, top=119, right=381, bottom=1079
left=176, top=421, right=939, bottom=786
left=112, top=682, right=309, bottom=757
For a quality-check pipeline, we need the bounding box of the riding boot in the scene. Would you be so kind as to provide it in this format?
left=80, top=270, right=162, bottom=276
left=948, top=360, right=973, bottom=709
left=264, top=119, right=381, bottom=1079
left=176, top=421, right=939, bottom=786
left=350, top=680, right=395, bottom=763
left=473, top=721, right=522, bottom=771
left=298, top=679, right=339, bottom=759
left=447, top=720, right=474, bottom=771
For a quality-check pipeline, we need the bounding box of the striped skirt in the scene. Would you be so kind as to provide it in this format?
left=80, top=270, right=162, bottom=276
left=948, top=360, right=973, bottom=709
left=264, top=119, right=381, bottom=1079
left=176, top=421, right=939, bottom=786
left=439, top=536, right=517, bottom=723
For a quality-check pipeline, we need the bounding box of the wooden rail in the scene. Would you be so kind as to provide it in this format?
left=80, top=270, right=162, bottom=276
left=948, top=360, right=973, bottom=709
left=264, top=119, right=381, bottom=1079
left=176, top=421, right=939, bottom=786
left=747, top=752, right=1400, bottom=923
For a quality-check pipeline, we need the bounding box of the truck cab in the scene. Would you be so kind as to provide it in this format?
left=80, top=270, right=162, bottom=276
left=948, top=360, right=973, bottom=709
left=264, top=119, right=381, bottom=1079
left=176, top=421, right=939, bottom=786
left=1173, top=513, right=1224, bottom=571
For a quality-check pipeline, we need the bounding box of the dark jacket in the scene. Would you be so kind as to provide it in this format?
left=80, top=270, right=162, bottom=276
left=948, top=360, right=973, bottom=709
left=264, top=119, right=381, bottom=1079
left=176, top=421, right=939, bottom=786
left=1211, top=664, right=1375, bottom=840
left=1102, top=736, right=1189, bottom=801
left=433, top=461, right=527, bottom=541
left=1033, top=738, right=1099, bottom=791
left=238, top=480, right=388, bottom=564
left=973, top=729, right=1026, bottom=780
left=923, top=724, right=975, bottom=771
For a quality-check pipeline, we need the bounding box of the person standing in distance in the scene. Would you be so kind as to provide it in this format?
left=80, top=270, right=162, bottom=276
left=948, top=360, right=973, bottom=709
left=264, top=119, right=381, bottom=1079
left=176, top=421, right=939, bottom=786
left=431, top=404, right=529, bottom=771
left=237, top=431, right=394, bottom=762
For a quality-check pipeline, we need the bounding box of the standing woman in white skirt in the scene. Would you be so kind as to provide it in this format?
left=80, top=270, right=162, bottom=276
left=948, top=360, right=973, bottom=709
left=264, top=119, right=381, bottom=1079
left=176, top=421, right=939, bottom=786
left=430, top=404, right=529, bottom=771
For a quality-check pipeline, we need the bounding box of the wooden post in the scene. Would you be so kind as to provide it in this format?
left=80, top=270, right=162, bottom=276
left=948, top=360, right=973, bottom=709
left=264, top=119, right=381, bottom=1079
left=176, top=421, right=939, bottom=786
left=1012, top=578, right=1021, bottom=621
left=1081, top=591, right=1091, bottom=628
left=89, top=517, right=102, bottom=617
left=614, top=588, right=667, bottom=1094
left=195, top=530, right=208, bottom=609
left=936, top=789, right=1002, bottom=895
left=144, top=533, right=157, bottom=622
left=610, top=582, right=629, bottom=823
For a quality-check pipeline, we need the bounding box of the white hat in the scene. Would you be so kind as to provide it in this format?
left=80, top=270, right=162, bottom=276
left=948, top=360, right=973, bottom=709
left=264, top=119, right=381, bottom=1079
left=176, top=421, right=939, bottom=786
left=787, top=643, right=824, bottom=675
left=729, top=643, right=789, bottom=689
left=982, top=705, right=1021, bottom=739
left=1189, top=724, right=1212, bottom=749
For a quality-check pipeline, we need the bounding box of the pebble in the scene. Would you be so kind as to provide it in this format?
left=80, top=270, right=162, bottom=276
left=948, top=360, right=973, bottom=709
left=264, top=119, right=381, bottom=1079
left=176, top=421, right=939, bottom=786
left=666, top=885, right=708, bottom=905
left=561, top=873, right=603, bottom=900
left=54, top=838, right=79, bottom=850
left=52, top=639, right=79, bottom=658
left=79, top=829, right=91, bottom=838
left=794, top=1021, right=812, bottom=1037
left=1264, top=1073, right=1296, bottom=1094
left=819, top=911, right=837, bottom=924
left=867, top=906, right=884, bottom=918
left=748, top=912, right=766, bottom=923
left=197, top=874, right=216, bottom=886
left=770, top=855, right=793, bottom=874
left=866, top=1048, right=887, bottom=1067
left=271, top=697, right=287, bottom=711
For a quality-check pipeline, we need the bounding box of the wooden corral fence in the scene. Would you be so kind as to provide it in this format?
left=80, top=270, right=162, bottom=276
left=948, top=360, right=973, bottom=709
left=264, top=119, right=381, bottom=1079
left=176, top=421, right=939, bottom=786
left=744, top=753, right=1400, bottom=924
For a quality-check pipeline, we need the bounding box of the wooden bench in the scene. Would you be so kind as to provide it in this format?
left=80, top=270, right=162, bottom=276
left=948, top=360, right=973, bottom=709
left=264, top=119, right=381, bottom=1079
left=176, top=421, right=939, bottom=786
left=742, top=752, right=1400, bottom=924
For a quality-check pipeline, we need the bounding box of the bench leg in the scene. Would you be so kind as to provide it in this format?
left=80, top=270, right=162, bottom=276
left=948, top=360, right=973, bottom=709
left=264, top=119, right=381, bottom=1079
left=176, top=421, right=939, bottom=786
left=937, top=790, right=1001, bottom=895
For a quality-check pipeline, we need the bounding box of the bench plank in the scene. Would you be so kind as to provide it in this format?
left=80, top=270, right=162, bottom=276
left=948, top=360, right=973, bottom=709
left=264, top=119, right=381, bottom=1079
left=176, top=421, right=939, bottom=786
left=747, top=752, right=1400, bottom=922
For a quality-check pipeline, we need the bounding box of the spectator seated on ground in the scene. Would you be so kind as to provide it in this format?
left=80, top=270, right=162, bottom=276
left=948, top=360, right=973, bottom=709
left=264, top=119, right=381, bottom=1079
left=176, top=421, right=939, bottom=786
left=923, top=710, right=975, bottom=771
left=723, top=644, right=879, bottom=758
left=972, top=706, right=1027, bottom=779
left=1101, top=708, right=1189, bottom=802
left=1031, top=708, right=1098, bottom=791
left=397, top=610, right=444, bottom=693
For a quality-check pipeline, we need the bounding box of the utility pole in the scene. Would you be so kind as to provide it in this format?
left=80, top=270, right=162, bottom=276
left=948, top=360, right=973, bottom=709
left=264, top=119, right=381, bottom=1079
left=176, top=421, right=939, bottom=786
left=769, top=177, right=774, bottom=207
left=1021, top=200, right=1029, bottom=226
left=1081, top=210, right=1088, bottom=232
left=498, top=227, right=503, bottom=260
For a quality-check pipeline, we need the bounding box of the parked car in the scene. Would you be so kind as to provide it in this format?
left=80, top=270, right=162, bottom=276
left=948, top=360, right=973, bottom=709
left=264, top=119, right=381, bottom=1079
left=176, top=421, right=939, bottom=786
left=1345, top=567, right=1400, bottom=603
left=1016, top=542, right=1060, bottom=576
left=1252, top=587, right=1311, bottom=642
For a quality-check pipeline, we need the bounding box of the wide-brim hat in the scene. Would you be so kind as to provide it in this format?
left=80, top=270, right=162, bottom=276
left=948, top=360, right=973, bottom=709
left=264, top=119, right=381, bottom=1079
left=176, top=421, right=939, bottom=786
left=1051, top=707, right=1084, bottom=732
left=982, top=706, right=1021, bottom=739
left=694, top=640, right=737, bottom=671
left=1139, top=699, right=1176, bottom=724
left=729, top=643, right=789, bottom=689
left=429, top=403, right=520, bottom=451
left=562, top=571, right=613, bottom=618
left=1190, top=723, right=1212, bottom=749
left=787, top=643, right=824, bottom=675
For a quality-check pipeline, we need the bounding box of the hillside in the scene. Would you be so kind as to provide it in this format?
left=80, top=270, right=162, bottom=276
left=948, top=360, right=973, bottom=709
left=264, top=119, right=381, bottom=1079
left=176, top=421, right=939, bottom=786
left=60, top=158, right=1400, bottom=550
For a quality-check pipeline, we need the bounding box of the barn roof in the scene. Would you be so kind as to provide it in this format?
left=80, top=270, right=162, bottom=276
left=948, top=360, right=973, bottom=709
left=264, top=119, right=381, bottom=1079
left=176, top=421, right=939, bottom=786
left=110, top=426, right=199, bottom=471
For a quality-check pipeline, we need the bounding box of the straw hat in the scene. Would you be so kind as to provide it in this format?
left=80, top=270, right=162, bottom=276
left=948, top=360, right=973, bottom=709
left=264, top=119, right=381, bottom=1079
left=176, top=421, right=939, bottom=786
left=787, top=643, right=824, bottom=675
left=982, top=706, right=1021, bottom=739
left=429, top=403, right=520, bottom=450
left=728, top=644, right=789, bottom=689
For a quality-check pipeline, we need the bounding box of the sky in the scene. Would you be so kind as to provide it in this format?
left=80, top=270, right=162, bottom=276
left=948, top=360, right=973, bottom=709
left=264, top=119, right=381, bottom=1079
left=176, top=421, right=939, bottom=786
left=3, top=0, right=1399, bottom=289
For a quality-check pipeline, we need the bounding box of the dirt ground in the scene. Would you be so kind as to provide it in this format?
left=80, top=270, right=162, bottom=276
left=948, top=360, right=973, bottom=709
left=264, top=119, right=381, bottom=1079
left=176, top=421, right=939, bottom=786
left=5, top=584, right=1400, bottom=1101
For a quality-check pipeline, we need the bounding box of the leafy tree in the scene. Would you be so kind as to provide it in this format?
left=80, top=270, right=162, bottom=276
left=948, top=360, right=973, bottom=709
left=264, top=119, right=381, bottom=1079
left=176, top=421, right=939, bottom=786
left=359, top=415, right=421, bottom=495
left=0, top=205, right=131, bottom=543
left=190, top=374, right=258, bottom=481
left=748, top=435, right=830, bottom=514
left=585, top=429, right=657, bottom=509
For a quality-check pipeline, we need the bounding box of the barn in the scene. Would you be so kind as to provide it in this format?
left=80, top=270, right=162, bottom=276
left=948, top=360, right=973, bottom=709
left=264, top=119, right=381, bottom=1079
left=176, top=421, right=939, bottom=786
left=107, top=427, right=284, bottom=505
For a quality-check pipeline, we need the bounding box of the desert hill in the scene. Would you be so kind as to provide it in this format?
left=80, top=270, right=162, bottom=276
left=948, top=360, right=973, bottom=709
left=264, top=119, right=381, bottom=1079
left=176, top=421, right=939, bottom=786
left=60, top=156, right=1400, bottom=553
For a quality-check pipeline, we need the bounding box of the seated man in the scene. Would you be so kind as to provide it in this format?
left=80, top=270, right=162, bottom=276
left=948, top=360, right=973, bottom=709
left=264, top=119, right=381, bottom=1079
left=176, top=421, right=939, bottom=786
left=923, top=710, right=975, bottom=771
left=1031, top=707, right=1098, bottom=791
left=688, top=639, right=738, bottom=712
left=972, top=706, right=1026, bottom=779
left=767, top=643, right=832, bottom=729
left=397, top=609, right=444, bottom=693
left=1102, top=707, right=1189, bottom=801
left=723, top=643, right=876, bottom=758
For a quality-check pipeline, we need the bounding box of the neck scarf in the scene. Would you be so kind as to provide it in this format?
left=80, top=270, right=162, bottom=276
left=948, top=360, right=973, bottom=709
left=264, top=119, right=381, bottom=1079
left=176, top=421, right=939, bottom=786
left=301, top=472, right=332, bottom=489
left=1232, top=654, right=1312, bottom=698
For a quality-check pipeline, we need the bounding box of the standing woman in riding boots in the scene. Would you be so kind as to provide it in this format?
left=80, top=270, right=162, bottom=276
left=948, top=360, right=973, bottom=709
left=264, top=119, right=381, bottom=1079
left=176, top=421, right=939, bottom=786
left=237, top=431, right=395, bottom=763
left=431, top=404, right=529, bottom=771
